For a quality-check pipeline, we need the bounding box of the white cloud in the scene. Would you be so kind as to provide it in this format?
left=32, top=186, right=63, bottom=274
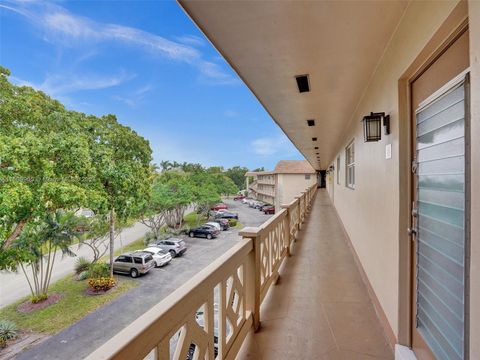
left=175, top=35, right=206, bottom=47
left=251, top=134, right=296, bottom=157
left=10, top=71, right=133, bottom=96
left=224, top=109, right=239, bottom=118
left=2, top=1, right=237, bottom=84
left=112, top=84, right=153, bottom=107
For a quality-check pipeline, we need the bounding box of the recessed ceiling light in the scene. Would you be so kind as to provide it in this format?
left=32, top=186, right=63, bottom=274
left=312, top=137, right=317, bottom=141
left=314, top=146, right=318, bottom=149
left=307, top=119, right=315, bottom=126
left=295, top=74, right=310, bottom=93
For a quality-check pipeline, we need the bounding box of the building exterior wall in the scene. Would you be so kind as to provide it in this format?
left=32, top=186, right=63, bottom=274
left=276, top=173, right=317, bottom=210
left=326, top=0, right=465, bottom=343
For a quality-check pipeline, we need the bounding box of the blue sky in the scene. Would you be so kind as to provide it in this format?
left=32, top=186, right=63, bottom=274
left=0, top=0, right=304, bottom=170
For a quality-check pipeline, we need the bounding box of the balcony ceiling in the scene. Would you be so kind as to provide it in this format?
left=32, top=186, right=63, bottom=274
left=179, top=0, right=408, bottom=170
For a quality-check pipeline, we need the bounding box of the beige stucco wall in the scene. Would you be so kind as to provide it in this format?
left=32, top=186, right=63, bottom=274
left=276, top=173, right=317, bottom=210
left=468, top=1, right=479, bottom=357
left=328, top=0, right=465, bottom=341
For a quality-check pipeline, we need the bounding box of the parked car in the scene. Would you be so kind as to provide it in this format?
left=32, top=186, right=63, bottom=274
left=189, top=225, right=220, bottom=239
left=150, top=238, right=187, bottom=257
left=142, top=247, right=172, bottom=267
left=112, top=252, right=155, bottom=278
left=212, top=218, right=229, bottom=230
left=234, top=195, right=246, bottom=201
left=211, top=203, right=228, bottom=211
left=263, top=206, right=275, bottom=214
left=215, top=211, right=239, bottom=220
left=257, top=204, right=267, bottom=211
left=205, top=222, right=222, bottom=232
left=254, top=202, right=266, bottom=210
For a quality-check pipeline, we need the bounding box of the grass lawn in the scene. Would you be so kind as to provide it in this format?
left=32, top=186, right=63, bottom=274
left=113, top=237, right=146, bottom=256
left=183, top=211, right=207, bottom=228
left=0, top=275, right=137, bottom=334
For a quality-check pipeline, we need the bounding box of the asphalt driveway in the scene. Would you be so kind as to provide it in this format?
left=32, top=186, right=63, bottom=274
left=16, top=199, right=271, bottom=360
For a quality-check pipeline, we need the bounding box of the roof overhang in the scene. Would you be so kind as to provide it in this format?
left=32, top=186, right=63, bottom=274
left=179, top=1, right=408, bottom=170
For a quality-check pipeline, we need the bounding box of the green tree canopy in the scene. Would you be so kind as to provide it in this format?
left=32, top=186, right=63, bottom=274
left=224, top=166, right=249, bottom=190
left=0, top=67, right=153, bottom=278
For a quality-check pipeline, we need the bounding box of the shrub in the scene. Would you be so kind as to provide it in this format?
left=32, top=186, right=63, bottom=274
left=0, top=320, right=18, bottom=341
left=30, top=294, right=48, bottom=303
left=87, top=263, right=110, bottom=279
left=87, top=277, right=116, bottom=292
left=78, top=270, right=89, bottom=281
left=143, top=231, right=156, bottom=245
left=74, top=257, right=91, bottom=275
left=228, top=219, right=237, bottom=227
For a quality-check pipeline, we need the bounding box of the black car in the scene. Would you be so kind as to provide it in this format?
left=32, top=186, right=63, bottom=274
left=189, top=225, right=220, bottom=239
left=215, top=211, right=239, bottom=220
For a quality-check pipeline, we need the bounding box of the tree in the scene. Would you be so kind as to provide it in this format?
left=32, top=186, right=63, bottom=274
left=78, top=215, right=110, bottom=264
left=140, top=171, right=195, bottom=235
left=0, top=67, right=106, bottom=252
left=8, top=211, right=81, bottom=302
left=0, top=67, right=153, bottom=280
left=225, top=166, right=249, bottom=190
left=87, top=115, right=152, bottom=277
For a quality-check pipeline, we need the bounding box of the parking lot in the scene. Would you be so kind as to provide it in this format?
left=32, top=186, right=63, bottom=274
left=17, top=199, right=272, bottom=360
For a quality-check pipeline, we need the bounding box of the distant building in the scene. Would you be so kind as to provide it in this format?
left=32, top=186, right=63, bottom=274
left=246, top=160, right=317, bottom=210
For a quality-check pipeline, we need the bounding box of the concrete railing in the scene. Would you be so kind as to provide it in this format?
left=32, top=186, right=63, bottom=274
left=86, top=184, right=317, bottom=360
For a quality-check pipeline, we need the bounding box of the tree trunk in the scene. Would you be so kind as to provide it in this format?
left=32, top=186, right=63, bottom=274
left=109, top=208, right=115, bottom=277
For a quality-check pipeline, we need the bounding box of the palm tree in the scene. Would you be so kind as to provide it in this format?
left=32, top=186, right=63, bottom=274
left=15, top=211, right=81, bottom=302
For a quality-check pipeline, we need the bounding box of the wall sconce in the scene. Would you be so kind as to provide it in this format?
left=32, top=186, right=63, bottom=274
left=362, top=112, right=390, bottom=142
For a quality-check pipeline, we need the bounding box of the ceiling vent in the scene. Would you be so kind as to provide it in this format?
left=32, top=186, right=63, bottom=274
left=295, top=75, right=310, bottom=93
left=307, top=119, right=315, bottom=126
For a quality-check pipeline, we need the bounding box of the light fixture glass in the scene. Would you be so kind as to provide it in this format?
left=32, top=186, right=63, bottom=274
left=362, top=112, right=389, bottom=142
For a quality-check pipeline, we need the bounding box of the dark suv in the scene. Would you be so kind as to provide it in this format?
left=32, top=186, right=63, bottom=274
left=189, top=225, right=220, bottom=239
left=112, top=252, right=155, bottom=278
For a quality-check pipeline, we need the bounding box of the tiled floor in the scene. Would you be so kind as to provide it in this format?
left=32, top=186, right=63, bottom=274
left=237, top=189, right=394, bottom=360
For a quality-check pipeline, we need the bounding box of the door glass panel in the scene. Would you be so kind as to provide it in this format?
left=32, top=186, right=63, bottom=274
left=415, top=79, right=465, bottom=360
left=417, top=156, right=464, bottom=176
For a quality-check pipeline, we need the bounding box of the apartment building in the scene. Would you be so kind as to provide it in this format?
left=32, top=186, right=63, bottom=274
left=246, top=160, right=317, bottom=210
left=89, top=2, right=480, bottom=359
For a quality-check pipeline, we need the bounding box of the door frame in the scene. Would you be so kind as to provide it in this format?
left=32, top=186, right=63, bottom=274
left=397, top=0, right=469, bottom=349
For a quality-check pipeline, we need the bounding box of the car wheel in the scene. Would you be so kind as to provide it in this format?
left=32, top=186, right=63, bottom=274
left=130, top=268, right=139, bottom=278
left=207, top=233, right=212, bottom=240
left=169, top=250, right=176, bottom=258
left=189, top=232, right=194, bottom=238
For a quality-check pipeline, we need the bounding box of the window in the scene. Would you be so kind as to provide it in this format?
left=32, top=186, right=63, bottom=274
left=345, top=141, right=355, bottom=189
left=305, top=174, right=310, bottom=180
left=336, top=156, right=340, bottom=185
left=133, top=257, right=143, bottom=264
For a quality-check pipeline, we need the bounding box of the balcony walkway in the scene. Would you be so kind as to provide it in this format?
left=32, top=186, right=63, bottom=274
left=237, top=189, right=394, bottom=360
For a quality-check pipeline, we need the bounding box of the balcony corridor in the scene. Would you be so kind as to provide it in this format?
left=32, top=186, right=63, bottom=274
left=237, top=189, right=394, bottom=360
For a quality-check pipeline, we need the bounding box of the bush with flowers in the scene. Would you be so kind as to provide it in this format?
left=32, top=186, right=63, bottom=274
left=87, top=277, right=116, bottom=293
